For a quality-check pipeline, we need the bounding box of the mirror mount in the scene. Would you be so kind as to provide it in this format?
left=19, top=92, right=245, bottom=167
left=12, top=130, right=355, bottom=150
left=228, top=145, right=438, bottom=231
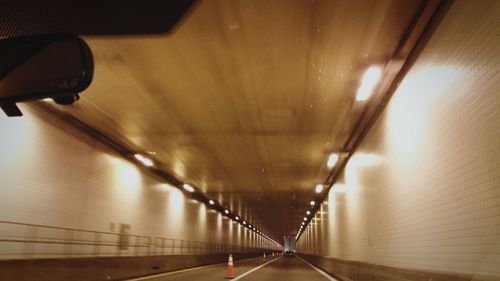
left=0, top=34, right=94, bottom=117
left=0, top=103, right=23, bottom=117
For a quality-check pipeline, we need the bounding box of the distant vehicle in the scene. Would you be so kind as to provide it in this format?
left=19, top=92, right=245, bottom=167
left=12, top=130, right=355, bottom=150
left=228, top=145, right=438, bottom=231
left=284, top=250, right=295, bottom=257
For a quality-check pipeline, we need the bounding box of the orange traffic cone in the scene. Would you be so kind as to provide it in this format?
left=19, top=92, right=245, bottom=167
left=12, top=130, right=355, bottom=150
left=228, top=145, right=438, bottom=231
left=225, top=253, right=235, bottom=279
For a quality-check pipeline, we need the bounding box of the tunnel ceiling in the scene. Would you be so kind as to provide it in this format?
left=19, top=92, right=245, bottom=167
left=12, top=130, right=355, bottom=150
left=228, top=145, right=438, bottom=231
left=43, top=0, right=435, bottom=242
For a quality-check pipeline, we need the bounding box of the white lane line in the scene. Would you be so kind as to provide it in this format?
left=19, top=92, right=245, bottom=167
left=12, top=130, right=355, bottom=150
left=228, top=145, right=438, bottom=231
left=127, top=262, right=225, bottom=280
left=297, top=256, right=339, bottom=281
left=127, top=256, right=279, bottom=281
left=232, top=256, right=281, bottom=281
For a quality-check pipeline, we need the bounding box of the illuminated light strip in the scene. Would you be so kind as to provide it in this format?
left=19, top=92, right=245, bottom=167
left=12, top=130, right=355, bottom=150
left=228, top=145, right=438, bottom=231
left=134, top=154, right=154, bottom=167
left=182, top=184, right=195, bottom=192
left=327, top=153, right=339, bottom=168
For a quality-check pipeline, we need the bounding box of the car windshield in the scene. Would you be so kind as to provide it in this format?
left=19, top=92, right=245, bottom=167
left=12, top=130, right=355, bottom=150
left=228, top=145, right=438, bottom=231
left=1, top=1, right=499, bottom=281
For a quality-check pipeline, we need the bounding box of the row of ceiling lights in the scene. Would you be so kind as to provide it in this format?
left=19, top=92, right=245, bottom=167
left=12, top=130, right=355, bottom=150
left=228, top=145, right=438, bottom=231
left=133, top=154, right=280, bottom=246
left=296, top=153, right=337, bottom=237
left=296, top=65, right=383, bottom=240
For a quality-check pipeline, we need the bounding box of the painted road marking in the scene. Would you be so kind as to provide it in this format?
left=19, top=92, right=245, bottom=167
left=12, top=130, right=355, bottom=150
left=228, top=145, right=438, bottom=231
left=127, top=256, right=280, bottom=281
left=127, top=262, right=226, bottom=280
left=232, top=256, right=281, bottom=281
left=298, top=256, right=339, bottom=281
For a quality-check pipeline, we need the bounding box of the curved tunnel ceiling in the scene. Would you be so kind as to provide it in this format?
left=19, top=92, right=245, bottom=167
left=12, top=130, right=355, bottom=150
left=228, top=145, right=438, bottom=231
left=19, top=0, right=446, bottom=242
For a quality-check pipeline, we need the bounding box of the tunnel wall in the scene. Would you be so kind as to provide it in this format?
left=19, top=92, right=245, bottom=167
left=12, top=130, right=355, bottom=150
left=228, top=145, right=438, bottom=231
left=0, top=100, right=275, bottom=278
left=297, top=1, right=500, bottom=280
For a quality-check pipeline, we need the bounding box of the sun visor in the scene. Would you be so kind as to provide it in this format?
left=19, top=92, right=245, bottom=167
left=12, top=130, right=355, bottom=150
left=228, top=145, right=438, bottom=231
left=0, top=0, right=195, bottom=38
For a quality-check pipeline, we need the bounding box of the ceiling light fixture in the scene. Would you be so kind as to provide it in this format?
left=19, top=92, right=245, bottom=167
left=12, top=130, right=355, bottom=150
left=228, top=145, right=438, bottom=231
left=306, top=210, right=311, bottom=215
left=243, top=221, right=247, bottom=225
left=224, top=209, right=229, bottom=214
left=208, top=199, right=215, bottom=205
left=315, top=184, right=324, bottom=193
left=182, top=184, right=195, bottom=193
left=310, top=200, right=316, bottom=206
left=303, top=217, right=307, bottom=221
left=356, top=65, right=383, bottom=101
left=134, top=154, right=154, bottom=167
left=235, top=216, right=240, bottom=220
left=327, top=153, right=339, bottom=168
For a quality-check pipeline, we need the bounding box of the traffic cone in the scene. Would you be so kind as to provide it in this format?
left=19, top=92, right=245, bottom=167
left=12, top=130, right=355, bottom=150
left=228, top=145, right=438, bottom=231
left=225, top=254, right=235, bottom=279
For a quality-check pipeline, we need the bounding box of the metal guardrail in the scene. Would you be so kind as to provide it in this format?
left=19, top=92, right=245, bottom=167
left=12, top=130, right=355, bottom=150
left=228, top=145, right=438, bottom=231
left=0, top=220, right=269, bottom=259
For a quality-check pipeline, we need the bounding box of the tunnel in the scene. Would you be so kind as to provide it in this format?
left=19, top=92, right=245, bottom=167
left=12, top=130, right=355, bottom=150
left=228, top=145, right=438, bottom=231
left=0, top=0, right=499, bottom=280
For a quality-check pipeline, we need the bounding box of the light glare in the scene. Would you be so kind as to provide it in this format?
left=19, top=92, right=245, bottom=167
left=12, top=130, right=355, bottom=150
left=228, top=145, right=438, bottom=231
left=356, top=66, right=383, bottom=101
left=315, top=184, right=323, bottom=193
left=334, top=184, right=348, bottom=193
left=208, top=199, right=215, bottom=205
left=224, top=209, right=229, bottom=214
left=306, top=210, right=311, bottom=215
left=351, top=153, right=380, bottom=166
left=310, top=201, right=316, bottom=206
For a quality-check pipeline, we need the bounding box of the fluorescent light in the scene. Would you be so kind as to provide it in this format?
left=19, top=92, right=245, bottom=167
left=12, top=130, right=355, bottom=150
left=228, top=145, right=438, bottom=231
left=182, top=184, right=195, bottom=192
left=306, top=211, right=311, bottom=215
left=356, top=66, right=383, bottom=101
left=134, top=154, right=154, bottom=167
left=327, top=153, right=338, bottom=168
left=208, top=199, right=215, bottom=205
left=315, top=184, right=323, bottom=193
left=224, top=209, right=229, bottom=214
left=310, top=201, right=316, bottom=206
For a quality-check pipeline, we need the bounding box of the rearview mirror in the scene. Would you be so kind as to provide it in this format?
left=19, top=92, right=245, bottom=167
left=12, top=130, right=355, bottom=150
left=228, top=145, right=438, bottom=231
left=0, top=34, right=93, bottom=117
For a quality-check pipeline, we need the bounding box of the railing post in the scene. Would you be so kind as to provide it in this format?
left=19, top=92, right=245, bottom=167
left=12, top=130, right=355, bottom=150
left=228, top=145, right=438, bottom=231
left=147, top=237, right=152, bottom=256
left=161, top=238, right=165, bottom=256
left=64, top=229, right=74, bottom=257
left=23, top=225, right=37, bottom=258
left=93, top=232, right=100, bottom=256
left=134, top=236, right=139, bottom=256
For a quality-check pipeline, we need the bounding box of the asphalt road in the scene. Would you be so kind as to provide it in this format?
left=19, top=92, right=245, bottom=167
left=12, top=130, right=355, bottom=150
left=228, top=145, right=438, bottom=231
left=129, top=255, right=337, bottom=281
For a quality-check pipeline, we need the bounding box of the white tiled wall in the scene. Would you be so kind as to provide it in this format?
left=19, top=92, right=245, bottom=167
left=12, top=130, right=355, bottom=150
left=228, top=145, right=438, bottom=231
left=0, top=104, right=269, bottom=258
left=297, top=0, right=500, bottom=277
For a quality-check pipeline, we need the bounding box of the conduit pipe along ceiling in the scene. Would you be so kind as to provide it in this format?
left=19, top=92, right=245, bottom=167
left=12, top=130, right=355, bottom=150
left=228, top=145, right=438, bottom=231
left=32, top=0, right=447, bottom=243
left=298, top=62, right=384, bottom=236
